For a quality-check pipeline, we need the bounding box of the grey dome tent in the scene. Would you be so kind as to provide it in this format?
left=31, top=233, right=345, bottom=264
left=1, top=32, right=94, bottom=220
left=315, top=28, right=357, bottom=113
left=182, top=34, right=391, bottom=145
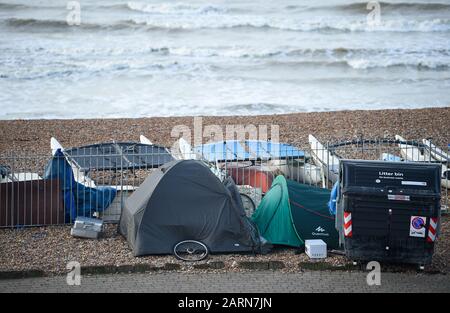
left=119, top=160, right=261, bottom=256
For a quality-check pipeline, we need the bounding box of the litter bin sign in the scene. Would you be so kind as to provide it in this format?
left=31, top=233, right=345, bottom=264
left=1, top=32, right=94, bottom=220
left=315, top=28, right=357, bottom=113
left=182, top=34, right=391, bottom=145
left=336, top=160, right=441, bottom=265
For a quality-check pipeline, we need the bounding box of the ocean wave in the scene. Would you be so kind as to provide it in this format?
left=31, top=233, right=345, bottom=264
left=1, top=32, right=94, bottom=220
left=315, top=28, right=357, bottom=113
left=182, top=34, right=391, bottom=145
left=4, top=1, right=449, bottom=15
left=3, top=16, right=450, bottom=33
left=344, top=1, right=450, bottom=12
left=0, top=2, right=65, bottom=10
left=165, top=46, right=450, bottom=60
left=292, top=2, right=450, bottom=13
left=9, top=44, right=450, bottom=67
left=133, top=17, right=450, bottom=33
left=95, top=1, right=228, bottom=15
left=123, top=17, right=450, bottom=33
left=1, top=18, right=173, bottom=32
left=4, top=18, right=73, bottom=29
left=267, top=59, right=450, bottom=70
left=0, top=2, right=25, bottom=9
left=0, top=1, right=228, bottom=15
left=345, top=59, right=450, bottom=70
left=125, top=2, right=227, bottom=14
left=4, top=59, right=218, bottom=81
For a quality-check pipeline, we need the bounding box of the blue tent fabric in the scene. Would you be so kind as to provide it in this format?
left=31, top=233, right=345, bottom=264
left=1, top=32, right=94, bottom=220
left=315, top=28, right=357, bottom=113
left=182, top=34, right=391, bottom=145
left=44, top=150, right=116, bottom=222
left=328, top=182, right=339, bottom=216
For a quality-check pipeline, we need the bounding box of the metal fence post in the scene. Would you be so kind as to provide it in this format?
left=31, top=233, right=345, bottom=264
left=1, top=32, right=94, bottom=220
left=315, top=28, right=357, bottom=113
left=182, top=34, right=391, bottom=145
left=120, top=147, right=124, bottom=213
left=10, top=152, right=15, bottom=228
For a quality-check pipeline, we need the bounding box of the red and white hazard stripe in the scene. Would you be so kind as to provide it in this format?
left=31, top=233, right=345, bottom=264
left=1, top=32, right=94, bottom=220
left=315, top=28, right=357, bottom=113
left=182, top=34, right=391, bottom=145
left=344, top=212, right=352, bottom=237
left=427, top=217, right=438, bottom=243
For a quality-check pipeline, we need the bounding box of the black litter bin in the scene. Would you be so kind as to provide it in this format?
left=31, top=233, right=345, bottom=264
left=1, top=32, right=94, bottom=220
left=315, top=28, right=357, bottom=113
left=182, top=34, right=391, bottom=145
left=336, top=160, right=441, bottom=265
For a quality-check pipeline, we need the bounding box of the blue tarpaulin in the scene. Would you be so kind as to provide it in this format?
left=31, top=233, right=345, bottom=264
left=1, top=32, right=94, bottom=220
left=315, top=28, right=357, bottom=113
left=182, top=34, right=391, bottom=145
left=381, top=153, right=402, bottom=162
left=194, top=140, right=305, bottom=162
left=328, top=182, right=339, bottom=216
left=44, top=150, right=116, bottom=223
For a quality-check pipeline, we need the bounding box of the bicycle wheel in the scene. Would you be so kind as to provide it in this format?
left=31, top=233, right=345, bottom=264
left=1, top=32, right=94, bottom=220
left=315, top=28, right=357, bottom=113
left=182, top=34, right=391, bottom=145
left=173, top=240, right=209, bottom=262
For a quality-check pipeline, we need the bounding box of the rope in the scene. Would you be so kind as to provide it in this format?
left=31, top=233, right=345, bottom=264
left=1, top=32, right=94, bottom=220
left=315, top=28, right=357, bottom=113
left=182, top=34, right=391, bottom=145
left=289, top=200, right=334, bottom=221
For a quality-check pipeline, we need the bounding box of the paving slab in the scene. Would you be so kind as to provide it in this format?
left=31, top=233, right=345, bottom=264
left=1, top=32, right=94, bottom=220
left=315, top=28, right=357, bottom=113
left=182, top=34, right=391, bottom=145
left=0, top=270, right=449, bottom=293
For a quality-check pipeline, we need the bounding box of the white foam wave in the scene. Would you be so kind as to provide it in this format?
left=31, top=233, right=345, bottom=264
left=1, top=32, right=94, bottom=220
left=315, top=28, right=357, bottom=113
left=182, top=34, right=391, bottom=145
left=126, top=15, right=450, bottom=33
left=126, top=2, right=226, bottom=15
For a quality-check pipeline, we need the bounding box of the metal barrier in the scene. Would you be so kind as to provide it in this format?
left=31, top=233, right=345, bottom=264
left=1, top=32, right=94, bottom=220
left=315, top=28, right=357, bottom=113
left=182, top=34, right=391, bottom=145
left=0, top=138, right=448, bottom=228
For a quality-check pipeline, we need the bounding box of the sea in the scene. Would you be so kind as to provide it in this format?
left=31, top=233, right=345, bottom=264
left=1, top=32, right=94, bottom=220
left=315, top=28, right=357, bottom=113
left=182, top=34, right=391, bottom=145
left=0, top=0, right=449, bottom=119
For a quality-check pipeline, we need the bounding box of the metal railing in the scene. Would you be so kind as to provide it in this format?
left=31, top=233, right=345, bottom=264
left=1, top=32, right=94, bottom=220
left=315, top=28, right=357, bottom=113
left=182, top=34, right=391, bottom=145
left=0, top=138, right=448, bottom=228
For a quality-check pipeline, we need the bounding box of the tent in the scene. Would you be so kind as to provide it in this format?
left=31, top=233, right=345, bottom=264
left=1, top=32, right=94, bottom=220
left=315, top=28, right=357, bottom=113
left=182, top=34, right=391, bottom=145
left=119, top=160, right=261, bottom=256
left=44, top=150, right=117, bottom=222
left=252, top=175, right=340, bottom=249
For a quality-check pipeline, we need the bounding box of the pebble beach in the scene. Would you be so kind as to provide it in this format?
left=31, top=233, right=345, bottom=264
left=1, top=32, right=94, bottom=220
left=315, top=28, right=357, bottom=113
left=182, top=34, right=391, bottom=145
left=0, top=107, right=449, bottom=155
left=0, top=107, right=449, bottom=275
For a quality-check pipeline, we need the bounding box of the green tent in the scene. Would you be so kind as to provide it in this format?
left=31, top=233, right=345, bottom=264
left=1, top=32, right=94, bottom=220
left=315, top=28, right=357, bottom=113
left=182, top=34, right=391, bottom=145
left=251, top=175, right=340, bottom=249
